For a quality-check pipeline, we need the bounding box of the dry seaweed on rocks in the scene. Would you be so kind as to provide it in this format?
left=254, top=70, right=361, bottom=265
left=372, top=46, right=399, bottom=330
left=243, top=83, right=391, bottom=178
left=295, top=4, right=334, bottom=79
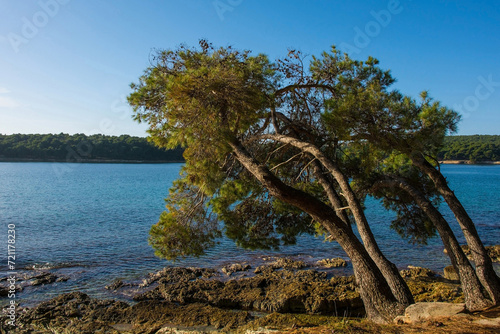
left=221, top=263, right=251, bottom=276
left=1, top=292, right=252, bottom=334
left=253, top=257, right=308, bottom=274
left=316, top=258, right=348, bottom=268
left=135, top=268, right=364, bottom=317
left=4, top=265, right=500, bottom=334
left=140, top=267, right=219, bottom=288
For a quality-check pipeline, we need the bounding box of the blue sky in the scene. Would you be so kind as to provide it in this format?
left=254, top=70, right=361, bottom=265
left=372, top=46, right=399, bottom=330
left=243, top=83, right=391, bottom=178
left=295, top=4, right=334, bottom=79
left=1, top=0, right=499, bottom=136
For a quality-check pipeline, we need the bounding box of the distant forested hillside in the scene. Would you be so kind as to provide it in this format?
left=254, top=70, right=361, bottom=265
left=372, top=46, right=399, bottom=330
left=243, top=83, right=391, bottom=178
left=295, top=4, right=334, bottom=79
left=0, top=133, right=498, bottom=163
left=0, top=133, right=184, bottom=162
left=438, top=135, right=500, bottom=162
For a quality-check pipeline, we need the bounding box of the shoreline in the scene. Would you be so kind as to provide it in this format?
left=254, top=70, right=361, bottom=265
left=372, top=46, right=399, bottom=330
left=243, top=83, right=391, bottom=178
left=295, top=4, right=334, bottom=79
left=1, top=158, right=499, bottom=165
left=439, top=160, right=500, bottom=165
left=2, top=258, right=499, bottom=333
left=0, top=157, right=184, bottom=164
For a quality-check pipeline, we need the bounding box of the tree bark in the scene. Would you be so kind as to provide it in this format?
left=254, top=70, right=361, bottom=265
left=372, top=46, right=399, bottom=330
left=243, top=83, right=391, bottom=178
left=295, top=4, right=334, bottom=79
left=375, top=178, right=494, bottom=311
left=229, top=139, right=406, bottom=322
left=311, top=162, right=351, bottom=227
left=411, top=154, right=500, bottom=304
left=258, top=134, right=414, bottom=306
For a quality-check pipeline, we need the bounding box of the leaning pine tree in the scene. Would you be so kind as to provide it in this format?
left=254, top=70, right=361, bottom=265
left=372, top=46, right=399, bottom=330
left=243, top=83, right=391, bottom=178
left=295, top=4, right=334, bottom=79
left=128, top=41, right=412, bottom=322
left=311, top=47, right=500, bottom=309
left=346, top=142, right=495, bottom=311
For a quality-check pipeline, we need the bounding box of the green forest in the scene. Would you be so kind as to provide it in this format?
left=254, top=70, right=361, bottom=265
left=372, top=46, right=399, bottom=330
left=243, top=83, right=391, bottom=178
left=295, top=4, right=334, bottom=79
left=0, top=133, right=498, bottom=162
left=0, top=133, right=184, bottom=162
left=438, top=135, right=500, bottom=162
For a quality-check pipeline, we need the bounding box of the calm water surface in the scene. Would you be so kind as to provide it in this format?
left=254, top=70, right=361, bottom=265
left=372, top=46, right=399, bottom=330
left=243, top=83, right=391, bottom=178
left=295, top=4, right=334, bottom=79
left=0, top=163, right=499, bottom=305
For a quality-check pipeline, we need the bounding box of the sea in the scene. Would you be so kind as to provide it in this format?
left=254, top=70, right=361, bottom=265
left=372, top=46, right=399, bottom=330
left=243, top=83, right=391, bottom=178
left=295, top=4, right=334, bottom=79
left=1, top=162, right=499, bottom=307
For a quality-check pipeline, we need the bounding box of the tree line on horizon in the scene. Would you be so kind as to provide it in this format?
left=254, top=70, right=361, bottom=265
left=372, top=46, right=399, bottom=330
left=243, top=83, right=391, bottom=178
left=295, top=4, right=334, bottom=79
left=0, top=133, right=184, bottom=162
left=0, top=133, right=498, bottom=162
left=439, top=135, right=500, bottom=162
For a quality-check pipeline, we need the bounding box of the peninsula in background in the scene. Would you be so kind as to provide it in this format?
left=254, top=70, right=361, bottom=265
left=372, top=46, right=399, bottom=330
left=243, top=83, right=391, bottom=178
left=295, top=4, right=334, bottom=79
left=0, top=133, right=499, bottom=163
left=0, top=133, right=184, bottom=163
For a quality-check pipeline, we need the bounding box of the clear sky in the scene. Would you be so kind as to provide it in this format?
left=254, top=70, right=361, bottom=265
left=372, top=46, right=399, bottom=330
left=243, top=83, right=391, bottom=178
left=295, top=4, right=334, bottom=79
left=1, top=0, right=499, bottom=137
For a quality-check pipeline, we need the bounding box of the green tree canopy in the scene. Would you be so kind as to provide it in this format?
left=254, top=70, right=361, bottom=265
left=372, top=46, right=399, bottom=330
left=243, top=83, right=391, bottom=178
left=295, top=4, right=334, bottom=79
left=0, top=133, right=184, bottom=162
left=128, top=41, right=422, bottom=321
left=128, top=41, right=499, bottom=320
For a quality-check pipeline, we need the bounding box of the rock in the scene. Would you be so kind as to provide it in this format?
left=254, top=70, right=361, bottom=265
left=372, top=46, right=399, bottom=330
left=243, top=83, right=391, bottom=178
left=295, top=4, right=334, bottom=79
left=8, top=263, right=492, bottom=333
left=0, top=283, right=22, bottom=296
left=110, top=323, right=135, bottom=331
left=473, top=317, right=500, bottom=327
left=400, top=266, right=437, bottom=279
left=17, top=271, right=70, bottom=287
left=56, top=275, right=70, bottom=282
left=137, top=268, right=363, bottom=316
left=399, top=302, right=465, bottom=324
left=106, top=279, right=127, bottom=290
left=156, top=326, right=217, bottom=333
left=406, top=278, right=464, bottom=303
left=443, top=265, right=460, bottom=281
left=254, top=257, right=306, bottom=274
left=486, top=245, right=500, bottom=262
left=316, top=258, right=347, bottom=268
left=393, top=315, right=406, bottom=324
left=243, top=328, right=281, bottom=334
left=221, top=263, right=251, bottom=276
left=30, top=272, right=59, bottom=286
left=254, top=265, right=274, bottom=274
left=9, top=292, right=251, bottom=333
left=271, top=257, right=306, bottom=269
left=140, top=267, right=218, bottom=287
left=444, top=245, right=500, bottom=263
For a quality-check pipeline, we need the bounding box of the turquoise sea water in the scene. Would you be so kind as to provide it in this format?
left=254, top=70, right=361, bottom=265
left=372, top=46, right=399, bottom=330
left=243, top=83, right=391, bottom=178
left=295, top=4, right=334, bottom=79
left=0, top=163, right=499, bottom=306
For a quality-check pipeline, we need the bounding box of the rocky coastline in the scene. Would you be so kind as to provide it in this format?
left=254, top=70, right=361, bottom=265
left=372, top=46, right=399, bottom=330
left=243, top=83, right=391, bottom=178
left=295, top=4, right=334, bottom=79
left=2, top=254, right=500, bottom=333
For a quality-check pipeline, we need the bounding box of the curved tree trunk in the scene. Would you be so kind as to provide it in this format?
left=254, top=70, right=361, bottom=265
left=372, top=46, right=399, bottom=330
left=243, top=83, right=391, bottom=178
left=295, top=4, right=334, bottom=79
left=327, top=223, right=406, bottom=323
left=312, top=162, right=351, bottom=227
left=376, top=178, right=494, bottom=311
left=260, top=134, right=414, bottom=306
left=229, top=139, right=406, bottom=322
left=411, top=154, right=500, bottom=304
left=324, top=164, right=414, bottom=306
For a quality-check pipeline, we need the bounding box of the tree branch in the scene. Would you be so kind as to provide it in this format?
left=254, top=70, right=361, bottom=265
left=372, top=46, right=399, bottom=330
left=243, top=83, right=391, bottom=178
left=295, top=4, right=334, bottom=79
left=275, top=83, right=336, bottom=97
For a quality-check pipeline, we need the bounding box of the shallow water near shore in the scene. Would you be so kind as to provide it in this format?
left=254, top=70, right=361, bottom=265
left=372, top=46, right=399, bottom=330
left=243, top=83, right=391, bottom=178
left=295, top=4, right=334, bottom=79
left=0, top=162, right=499, bottom=307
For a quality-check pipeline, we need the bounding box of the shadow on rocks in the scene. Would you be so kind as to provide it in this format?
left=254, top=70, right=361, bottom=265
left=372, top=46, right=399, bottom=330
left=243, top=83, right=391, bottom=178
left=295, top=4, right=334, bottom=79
left=135, top=268, right=364, bottom=317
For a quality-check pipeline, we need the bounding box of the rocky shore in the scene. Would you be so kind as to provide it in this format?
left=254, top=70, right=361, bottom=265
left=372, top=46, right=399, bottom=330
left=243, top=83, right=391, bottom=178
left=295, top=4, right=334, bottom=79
left=444, top=245, right=500, bottom=263
left=2, top=255, right=500, bottom=333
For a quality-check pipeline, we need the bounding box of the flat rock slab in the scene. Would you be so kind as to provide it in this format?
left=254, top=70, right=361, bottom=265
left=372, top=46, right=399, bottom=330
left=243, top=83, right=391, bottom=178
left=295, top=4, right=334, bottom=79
left=473, top=318, right=500, bottom=327
left=110, top=323, right=134, bottom=331
left=157, top=325, right=219, bottom=333
left=396, top=302, right=466, bottom=324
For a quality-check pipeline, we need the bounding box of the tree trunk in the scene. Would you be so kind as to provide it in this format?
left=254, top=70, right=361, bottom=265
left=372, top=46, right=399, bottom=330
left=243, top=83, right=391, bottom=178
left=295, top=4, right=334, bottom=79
left=325, top=164, right=414, bottom=306
left=335, top=227, right=406, bottom=323
left=260, top=134, right=414, bottom=306
left=376, top=178, right=494, bottom=311
left=229, top=139, right=406, bottom=322
left=312, top=162, right=351, bottom=227
left=411, top=154, right=500, bottom=304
